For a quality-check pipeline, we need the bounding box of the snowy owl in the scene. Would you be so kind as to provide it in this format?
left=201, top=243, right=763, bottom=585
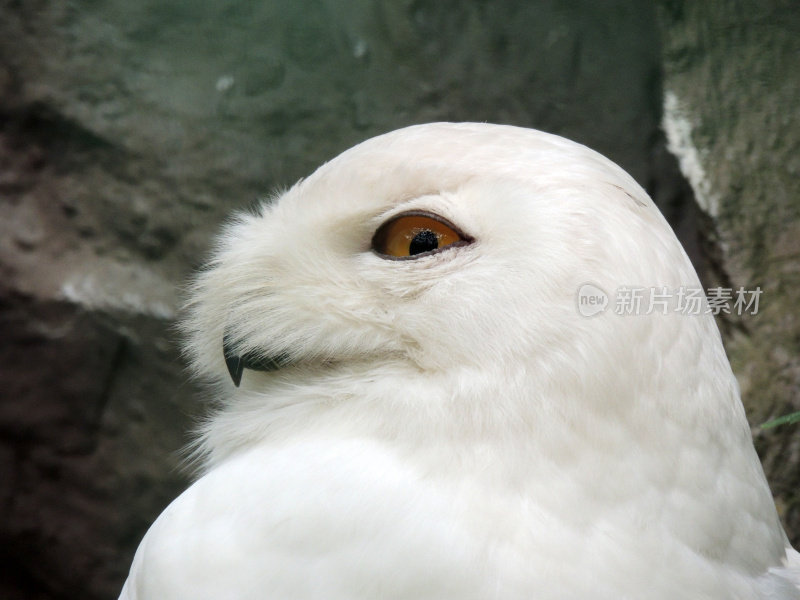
left=120, top=123, right=800, bottom=599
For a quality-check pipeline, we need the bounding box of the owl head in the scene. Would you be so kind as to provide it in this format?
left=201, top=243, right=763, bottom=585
left=185, top=122, right=709, bottom=391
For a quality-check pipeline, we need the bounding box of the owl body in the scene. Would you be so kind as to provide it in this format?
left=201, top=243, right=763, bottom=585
left=120, top=123, right=800, bottom=599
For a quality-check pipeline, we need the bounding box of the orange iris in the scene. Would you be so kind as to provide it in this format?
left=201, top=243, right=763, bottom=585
left=372, top=212, right=470, bottom=259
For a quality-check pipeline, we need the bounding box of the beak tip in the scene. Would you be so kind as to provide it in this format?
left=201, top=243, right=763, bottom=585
left=225, top=354, right=244, bottom=387
left=223, top=333, right=244, bottom=387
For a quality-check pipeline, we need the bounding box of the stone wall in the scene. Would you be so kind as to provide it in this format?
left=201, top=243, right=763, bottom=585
left=0, top=2, right=796, bottom=598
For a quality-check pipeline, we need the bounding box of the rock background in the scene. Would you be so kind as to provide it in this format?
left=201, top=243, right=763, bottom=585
left=0, top=1, right=796, bottom=598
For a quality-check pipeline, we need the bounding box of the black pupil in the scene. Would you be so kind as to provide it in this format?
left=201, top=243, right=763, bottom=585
left=409, top=229, right=439, bottom=255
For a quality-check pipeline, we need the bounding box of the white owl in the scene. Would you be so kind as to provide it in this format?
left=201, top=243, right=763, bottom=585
left=120, top=123, right=800, bottom=599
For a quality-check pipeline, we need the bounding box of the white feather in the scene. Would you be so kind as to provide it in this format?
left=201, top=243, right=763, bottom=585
left=120, top=123, right=800, bottom=599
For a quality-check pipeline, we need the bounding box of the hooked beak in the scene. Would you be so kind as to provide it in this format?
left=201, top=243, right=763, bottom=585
left=222, top=332, right=291, bottom=387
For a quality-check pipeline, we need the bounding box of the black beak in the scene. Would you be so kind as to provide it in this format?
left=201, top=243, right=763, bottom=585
left=223, top=333, right=291, bottom=387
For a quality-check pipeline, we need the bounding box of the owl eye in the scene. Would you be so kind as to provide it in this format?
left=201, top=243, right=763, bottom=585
left=371, top=211, right=472, bottom=259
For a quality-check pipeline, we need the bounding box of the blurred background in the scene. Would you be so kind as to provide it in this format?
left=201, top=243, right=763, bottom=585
left=0, top=1, right=798, bottom=598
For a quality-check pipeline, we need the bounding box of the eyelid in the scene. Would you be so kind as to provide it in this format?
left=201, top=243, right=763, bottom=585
left=371, top=210, right=473, bottom=260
